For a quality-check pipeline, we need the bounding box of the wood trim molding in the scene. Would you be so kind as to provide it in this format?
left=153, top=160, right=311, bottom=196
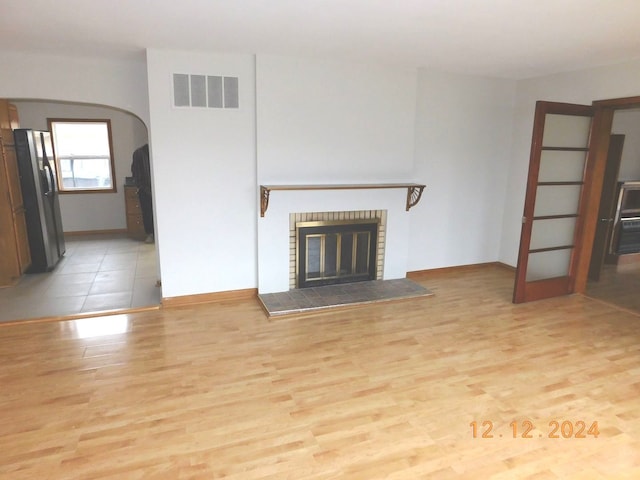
left=162, top=288, right=258, bottom=308
left=0, top=304, right=160, bottom=327
left=64, top=229, right=127, bottom=236
left=573, top=106, right=615, bottom=293
left=494, top=262, right=516, bottom=272
left=592, top=95, right=640, bottom=108
left=406, top=262, right=513, bottom=279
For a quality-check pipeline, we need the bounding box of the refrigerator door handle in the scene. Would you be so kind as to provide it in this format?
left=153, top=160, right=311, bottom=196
left=48, top=163, right=57, bottom=194
left=40, top=132, right=57, bottom=196
left=43, top=163, right=56, bottom=197
left=39, top=168, right=51, bottom=196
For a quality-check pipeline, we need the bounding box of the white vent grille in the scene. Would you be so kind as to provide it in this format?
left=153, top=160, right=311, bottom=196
left=172, top=73, right=239, bottom=109
left=173, top=74, right=190, bottom=106
left=223, top=77, right=239, bottom=108
left=207, top=76, right=223, bottom=108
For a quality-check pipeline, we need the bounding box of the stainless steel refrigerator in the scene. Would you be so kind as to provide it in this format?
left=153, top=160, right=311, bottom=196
left=14, top=129, right=66, bottom=272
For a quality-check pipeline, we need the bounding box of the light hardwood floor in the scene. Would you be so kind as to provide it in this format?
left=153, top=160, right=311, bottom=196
left=1, top=265, right=639, bottom=479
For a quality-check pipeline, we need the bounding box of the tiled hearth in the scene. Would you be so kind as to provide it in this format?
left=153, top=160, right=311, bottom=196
left=258, top=278, right=433, bottom=317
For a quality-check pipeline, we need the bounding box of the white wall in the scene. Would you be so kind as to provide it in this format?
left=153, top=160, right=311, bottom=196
left=146, top=49, right=257, bottom=298
left=409, top=69, right=516, bottom=271
left=500, top=59, right=640, bottom=267
left=256, top=55, right=416, bottom=183
left=255, top=55, right=417, bottom=293
left=611, top=109, right=640, bottom=181
left=12, top=101, right=148, bottom=232
left=0, top=51, right=149, bottom=124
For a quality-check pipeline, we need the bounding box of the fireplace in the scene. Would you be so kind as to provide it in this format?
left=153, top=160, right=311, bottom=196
left=290, top=210, right=386, bottom=289
left=297, top=219, right=378, bottom=288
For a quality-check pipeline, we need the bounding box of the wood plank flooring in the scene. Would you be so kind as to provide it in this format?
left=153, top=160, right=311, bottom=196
left=1, top=264, right=639, bottom=479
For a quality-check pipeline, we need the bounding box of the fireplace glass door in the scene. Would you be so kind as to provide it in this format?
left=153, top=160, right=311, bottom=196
left=297, top=221, right=378, bottom=288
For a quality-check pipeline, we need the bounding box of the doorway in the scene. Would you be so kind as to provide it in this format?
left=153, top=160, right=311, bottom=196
left=513, top=96, right=640, bottom=306
left=0, top=99, right=160, bottom=323
left=585, top=107, right=640, bottom=313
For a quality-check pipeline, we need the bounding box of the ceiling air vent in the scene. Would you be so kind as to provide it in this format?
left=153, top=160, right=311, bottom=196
left=172, top=73, right=239, bottom=109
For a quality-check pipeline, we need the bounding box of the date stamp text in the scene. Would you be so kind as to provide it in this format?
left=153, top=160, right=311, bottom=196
left=470, top=420, right=599, bottom=439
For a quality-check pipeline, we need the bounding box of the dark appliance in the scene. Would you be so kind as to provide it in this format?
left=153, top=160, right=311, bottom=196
left=612, top=182, right=640, bottom=255
left=14, top=129, right=66, bottom=272
left=617, top=218, right=640, bottom=254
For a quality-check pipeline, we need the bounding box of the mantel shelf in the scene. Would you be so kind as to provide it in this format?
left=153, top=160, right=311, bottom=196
left=259, top=183, right=426, bottom=217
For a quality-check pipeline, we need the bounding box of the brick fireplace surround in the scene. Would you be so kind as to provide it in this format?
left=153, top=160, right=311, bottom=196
left=289, top=210, right=387, bottom=290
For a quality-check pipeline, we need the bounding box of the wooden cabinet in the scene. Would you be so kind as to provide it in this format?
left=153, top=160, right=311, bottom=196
left=8, top=104, right=19, bottom=130
left=0, top=99, right=31, bottom=286
left=3, top=146, right=31, bottom=272
left=125, top=185, right=146, bottom=240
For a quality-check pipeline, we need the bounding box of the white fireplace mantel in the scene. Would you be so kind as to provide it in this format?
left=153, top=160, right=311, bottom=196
left=257, top=187, right=412, bottom=294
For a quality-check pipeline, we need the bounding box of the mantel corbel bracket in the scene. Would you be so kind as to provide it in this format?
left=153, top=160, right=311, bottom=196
left=259, top=183, right=426, bottom=217
left=260, top=186, right=270, bottom=217
left=406, top=185, right=425, bottom=211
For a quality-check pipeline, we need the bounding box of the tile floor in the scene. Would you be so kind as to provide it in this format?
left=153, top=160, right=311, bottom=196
left=258, top=278, right=433, bottom=317
left=0, top=233, right=161, bottom=323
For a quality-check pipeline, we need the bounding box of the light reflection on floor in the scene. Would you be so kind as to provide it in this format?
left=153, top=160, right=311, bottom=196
left=65, top=314, right=131, bottom=339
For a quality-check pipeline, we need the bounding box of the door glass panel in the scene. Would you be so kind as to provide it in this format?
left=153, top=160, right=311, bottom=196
left=306, top=235, right=321, bottom=279
left=533, top=185, right=582, bottom=217
left=530, top=218, right=577, bottom=250
left=340, top=234, right=353, bottom=275
left=538, top=150, right=587, bottom=182
left=325, top=234, right=338, bottom=277
left=542, top=114, right=591, bottom=147
left=355, top=232, right=370, bottom=274
left=526, top=249, right=572, bottom=281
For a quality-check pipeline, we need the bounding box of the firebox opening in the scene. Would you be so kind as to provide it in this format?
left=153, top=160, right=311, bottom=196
left=296, top=220, right=379, bottom=288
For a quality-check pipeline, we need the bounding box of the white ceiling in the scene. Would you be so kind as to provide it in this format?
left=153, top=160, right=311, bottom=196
left=2, top=0, right=640, bottom=79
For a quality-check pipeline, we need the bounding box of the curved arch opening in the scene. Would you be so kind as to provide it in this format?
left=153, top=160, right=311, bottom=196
left=0, top=98, right=160, bottom=323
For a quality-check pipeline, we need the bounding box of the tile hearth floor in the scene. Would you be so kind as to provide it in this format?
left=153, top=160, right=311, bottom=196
left=258, top=278, right=433, bottom=317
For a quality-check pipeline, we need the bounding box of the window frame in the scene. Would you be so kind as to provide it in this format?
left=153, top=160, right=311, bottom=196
left=47, top=118, right=117, bottom=194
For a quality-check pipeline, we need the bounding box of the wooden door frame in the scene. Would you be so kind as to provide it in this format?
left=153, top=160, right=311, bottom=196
left=587, top=134, right=625, bottom=281
left=573, top=96, right=640, bottom=293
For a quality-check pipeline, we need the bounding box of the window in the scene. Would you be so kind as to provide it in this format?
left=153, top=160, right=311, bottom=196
left=48, top=119, right=116, bottom=193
